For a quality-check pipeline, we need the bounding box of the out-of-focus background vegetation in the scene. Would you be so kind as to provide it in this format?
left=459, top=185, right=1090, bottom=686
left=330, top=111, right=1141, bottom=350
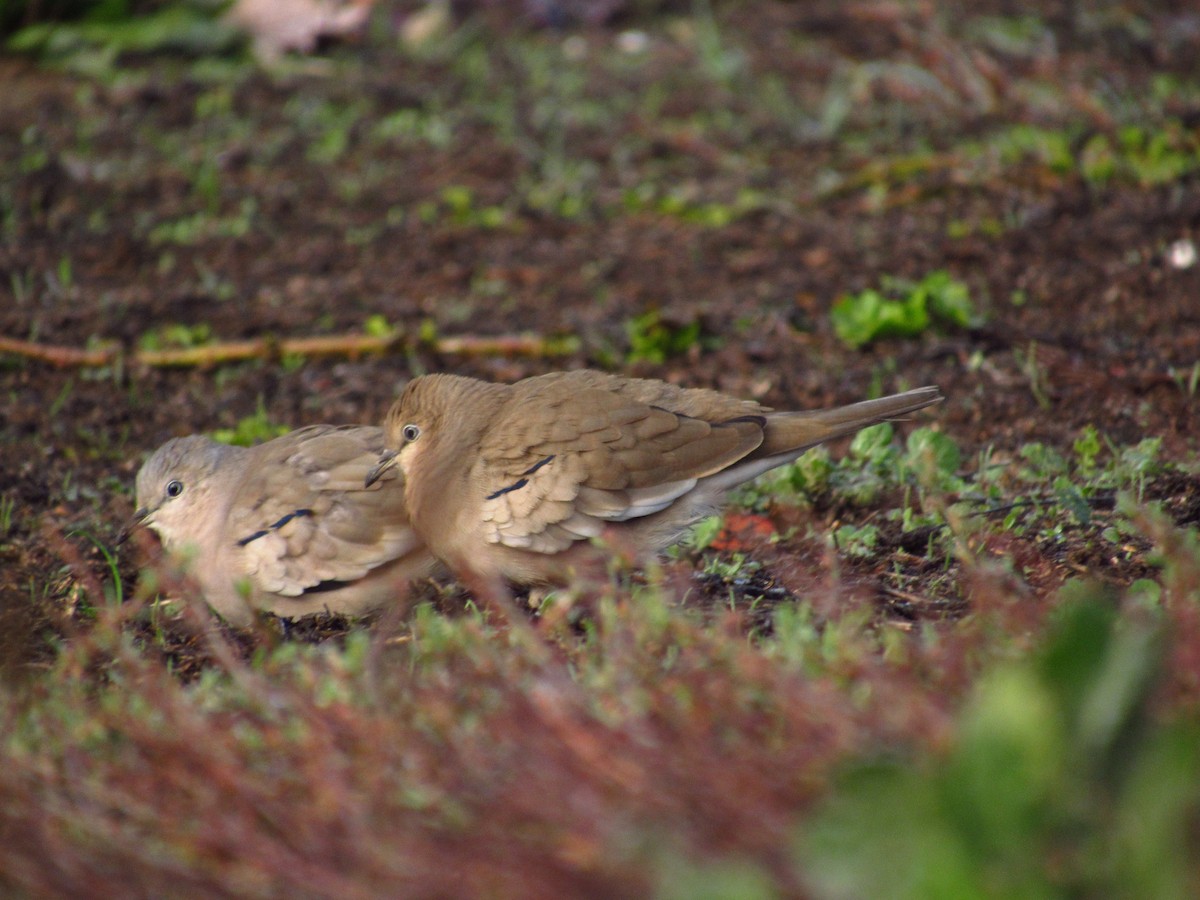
left=2, top=0, right=1199, bottom=895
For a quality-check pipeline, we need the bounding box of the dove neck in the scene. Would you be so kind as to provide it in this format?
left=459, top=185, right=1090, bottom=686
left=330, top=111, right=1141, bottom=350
left=187, top=442, right=247, bottom=541
left=403, top=382, right=511, bottom=560
left=404, top=439, right=474, bottom=561
left=188, top=439, right=245, bottom=488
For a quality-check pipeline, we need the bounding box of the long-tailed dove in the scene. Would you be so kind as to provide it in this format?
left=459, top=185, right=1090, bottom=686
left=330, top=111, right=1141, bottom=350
left=132, top=424, right=433, bottom=625
left=367, top=370, right=942, bottom=594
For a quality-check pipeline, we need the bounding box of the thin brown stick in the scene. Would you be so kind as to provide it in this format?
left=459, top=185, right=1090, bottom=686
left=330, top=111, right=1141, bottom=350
left=0, top=331, right=579, bottom=370
left=0, top=337, right=119, bottom=367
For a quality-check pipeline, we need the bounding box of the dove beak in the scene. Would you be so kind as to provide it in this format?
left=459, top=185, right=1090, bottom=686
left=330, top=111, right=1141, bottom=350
left=116, top=507, right=150, bottom=546
left=364, top=450, right=398, bottom=488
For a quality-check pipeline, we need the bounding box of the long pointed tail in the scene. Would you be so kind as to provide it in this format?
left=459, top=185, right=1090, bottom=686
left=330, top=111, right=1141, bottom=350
left=757, top=386, right=943, bottom=459
left=694, top=386, right=942, bottom=495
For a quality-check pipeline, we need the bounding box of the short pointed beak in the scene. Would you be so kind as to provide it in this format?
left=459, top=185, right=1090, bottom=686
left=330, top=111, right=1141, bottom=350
left=116, top=507, right=149, bottom=545
left=365, top=450, right=398, bottom=488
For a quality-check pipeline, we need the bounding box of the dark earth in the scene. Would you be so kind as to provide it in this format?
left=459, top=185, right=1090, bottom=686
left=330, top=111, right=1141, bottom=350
left=1, top=0, right=1198, bottom=672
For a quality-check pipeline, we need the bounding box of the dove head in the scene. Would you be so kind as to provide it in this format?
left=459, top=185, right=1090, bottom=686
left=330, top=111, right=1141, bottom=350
left=133, top=436, right=240, bottom=548
left=382, top=374, right=510, bottom=466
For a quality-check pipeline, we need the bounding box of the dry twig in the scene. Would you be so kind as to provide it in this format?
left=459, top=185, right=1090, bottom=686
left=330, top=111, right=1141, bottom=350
left=0, top=331, right=578, bottom=370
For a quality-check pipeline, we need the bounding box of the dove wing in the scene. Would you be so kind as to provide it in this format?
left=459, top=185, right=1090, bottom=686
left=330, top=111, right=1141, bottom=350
left=476, top=386, right=765, bottom=554
left=227, top=425, right=422, bottom=596
left=571, top=369, right=772, bottom=420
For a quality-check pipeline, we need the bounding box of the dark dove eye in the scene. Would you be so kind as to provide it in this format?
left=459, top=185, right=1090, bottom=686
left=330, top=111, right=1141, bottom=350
left=402, top=424, right=421, bottom=442
left=166, top=480, right=184, bottom=498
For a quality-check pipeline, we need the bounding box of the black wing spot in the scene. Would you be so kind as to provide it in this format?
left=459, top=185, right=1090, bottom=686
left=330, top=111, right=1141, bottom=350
left=270, top=509, right=313, bottom=530
left=520, top=455, right=555, bottom=476
left=236, top=529, right=269, bottom=547
left=484, top=456, right=554, bottom=501
left=486, top=478, right=529, bottom=501
left=237, top=508, right=314, bottom=546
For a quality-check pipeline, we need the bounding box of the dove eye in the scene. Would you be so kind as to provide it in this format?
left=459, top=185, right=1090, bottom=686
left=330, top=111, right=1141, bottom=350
left=401, top=424, right=421, bottom=442
left=165, top=480, right=184, bottom=498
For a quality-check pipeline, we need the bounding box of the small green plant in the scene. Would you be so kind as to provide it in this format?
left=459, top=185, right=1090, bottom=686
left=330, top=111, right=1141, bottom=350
left=831, top=423, right=901, bottom=505
left=9, top=269, right=33, bottom=304
left=0, top=494, right=16, bottom=538
left=17, top=124, right=50, bottom=175
left=520, top=157, right=600, bottom=221
left=363, top=314, right=395, bottom=339
left=701, top=551, right=761, bottom=580
left=1169, top=362, right=1200, bottom=399
left=801, top=590, right=1196, bottom=899
left=416, top=185, right=508, bottom=230
left=147, top=197, right=256, bottom=246
left=1113, top=438, right=1162, bottom=502
left=833, top=522, right=878, bottom=557
left=971, top=428, right=1167, bottom=546
left=1014, top=340, right=1051, bottom=410
left=211, top=400, right=289, bottom=447
left=764, top=421, right=937, bottom=510
left=965, top=14, right=1053, bottom=59
left=620, top=184, right=768, bottom=228
left=191, top=159, right=222, bottom=214
left=371, top=108, right=456, bottom=149
left=1084, top=123, right=1200, bottom=187
left=48, top=377, right=76, bottom=418
left=993, top=123, right=1074, bottom=174
left=831, top=270, right=979, bottom=349
left=69, top=529, right=125, bottom=605
left=689, top=0, right=746, bottom=84
left=1073, top=424, right=1103, bottom=477
left=51, top=255, right=74, bottom=296
left=625, top=310, right=706, bottom=364
left=138, top=322, right=213, bottom=352
left=770, top=446, right=834, bottom=501
left=685, top=514, right=725, bottom=554
left=283, top=97, right=369, bottom=166
left=900, top=427, right=962, bottom=493
left=7, top=3, right=244, bottom=73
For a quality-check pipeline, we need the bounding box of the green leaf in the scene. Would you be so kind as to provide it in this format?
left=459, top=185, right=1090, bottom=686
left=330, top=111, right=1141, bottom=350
left=785, top=446, right=833, bottom=495
left=800, top=763, right=987, bottom=900
left=802, top=592, right=1178, bottom=899
left=848, top=422, right=895, bottom=464
left=1073, top=425, right=1102, bottom=474
left=364, top=314, right=394, bottom=339
left=945, top=667, right=1065, bottom=860
left=834, top=523, right=878, bottom=557
left=1037, top=584, right=1115, bottom=704
left=1054, top=476, right=1092, bottom=526
left=211, top=400, right=289, bottom=447
left=905, top=428, right=962, bottom=477
left=830, top=271, right=979, bottom=349
left=1118, top=438, right=1162, bottom=480
left=831, top=288, right=929, bottom=349
left=1112, top=722, right=1200, bottom=897
left=8, top=6, right=243, bottom=60
left=922, top=270, right=976, bottom=328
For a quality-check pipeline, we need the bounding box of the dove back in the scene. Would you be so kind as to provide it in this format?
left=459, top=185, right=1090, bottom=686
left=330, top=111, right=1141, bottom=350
left=379, top=370, right=943, bottom=596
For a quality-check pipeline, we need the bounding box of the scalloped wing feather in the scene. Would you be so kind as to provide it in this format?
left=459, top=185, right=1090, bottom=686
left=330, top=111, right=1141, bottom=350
left=476, top=382, right=765, bottom=553
left=228, top=425, right=418, bottom=595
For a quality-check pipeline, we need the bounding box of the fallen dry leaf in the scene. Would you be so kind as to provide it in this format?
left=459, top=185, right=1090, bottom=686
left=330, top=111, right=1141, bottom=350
left=225, top=0, right=375, bottom=60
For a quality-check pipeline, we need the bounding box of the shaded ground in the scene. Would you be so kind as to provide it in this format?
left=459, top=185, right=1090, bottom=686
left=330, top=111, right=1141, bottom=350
left=1, top=3, right=1198, bottom=659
